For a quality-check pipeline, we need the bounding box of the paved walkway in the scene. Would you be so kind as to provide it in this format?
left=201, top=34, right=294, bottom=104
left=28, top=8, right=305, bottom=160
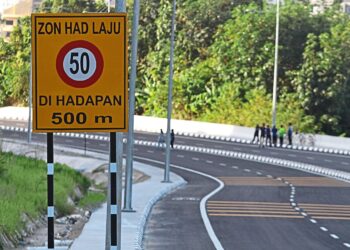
left=1, top=139, right=185, bottom=250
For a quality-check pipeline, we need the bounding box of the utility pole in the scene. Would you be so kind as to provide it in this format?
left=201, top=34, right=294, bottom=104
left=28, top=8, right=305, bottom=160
left=164, top=0, right=177, bottom=182
left=105, top=3, right=125, bottom=250
left=123, top=0, right=140, bottom=212
left=272, top=0, right=280, bottom=127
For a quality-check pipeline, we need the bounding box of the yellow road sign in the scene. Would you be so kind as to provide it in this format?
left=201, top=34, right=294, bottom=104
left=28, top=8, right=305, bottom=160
left=31, top=13, right=128, bottom=132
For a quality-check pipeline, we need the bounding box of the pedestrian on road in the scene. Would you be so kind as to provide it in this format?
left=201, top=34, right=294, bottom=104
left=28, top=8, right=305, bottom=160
left=170, top=129, right=175, bottom=149
left=278, top=125, right=286, bottom=147
left=272, top=125, right=278, bottom=147
left=251, top=124, right=260, bottom=144
left=266, top=124, right=272, bottom=147
left=158, top=129, right=165, bottom=148
left=259, top=123, right=266, bottom=148
left=288, top=123, right=293, bottom=145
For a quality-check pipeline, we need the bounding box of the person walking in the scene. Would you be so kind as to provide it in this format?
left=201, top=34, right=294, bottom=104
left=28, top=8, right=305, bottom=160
left=278, top=125, right=286, bottom=147
left=288, top=123, right=293, bottom=145
left=266, top=124, right=272, bottom=147
left=170, top=129, right=175, bottom=149
left=272, top=125, right=278, bottom=147
left=157, top=129, right=165, bottom=148
left=251, top=124, right=260, bottom=144
left=259, top=123, right=266, bottom=148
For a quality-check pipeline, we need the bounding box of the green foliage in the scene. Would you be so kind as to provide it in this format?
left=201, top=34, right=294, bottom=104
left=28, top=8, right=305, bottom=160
left=0, top=152, right=90, bottom=236
left=78, top=191, right=106, bottom=209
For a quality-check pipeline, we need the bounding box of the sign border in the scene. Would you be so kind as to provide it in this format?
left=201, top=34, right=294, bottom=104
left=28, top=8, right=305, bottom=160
left=32, top=14, right=128, bottom=132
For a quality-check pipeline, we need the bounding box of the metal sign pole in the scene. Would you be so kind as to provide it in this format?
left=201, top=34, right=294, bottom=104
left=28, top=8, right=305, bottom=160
left=123, top=0, right=140, bottom=212
left=47, top=133, right=54, bottom=249
left=116, top=132, right=123, bottom=250
left=164, top=0, right=177, bottom=182
left=109, top=132, right=118, bottom=250
left=28, top=55, right=32, bottom=143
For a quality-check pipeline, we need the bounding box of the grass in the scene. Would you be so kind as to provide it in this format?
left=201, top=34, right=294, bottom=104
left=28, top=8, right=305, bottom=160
left=0, top=151, right=91, bottom=236
left=78, top=191, right=106, bottom=209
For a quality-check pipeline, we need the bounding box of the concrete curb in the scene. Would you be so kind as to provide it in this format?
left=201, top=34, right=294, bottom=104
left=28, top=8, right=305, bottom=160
left=134, top=180, right=186, bottom=250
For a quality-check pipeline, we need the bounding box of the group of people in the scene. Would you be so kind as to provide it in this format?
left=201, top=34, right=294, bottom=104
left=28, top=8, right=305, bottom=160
left=252, top=123, right=293, bottom=148
left=157, top=129, right=175, bottom=148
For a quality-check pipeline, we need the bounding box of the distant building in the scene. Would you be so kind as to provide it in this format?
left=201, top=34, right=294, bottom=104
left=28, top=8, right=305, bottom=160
left=0, top=0, right=39, bottom=41
left=0, top=0, right=21, bottom=14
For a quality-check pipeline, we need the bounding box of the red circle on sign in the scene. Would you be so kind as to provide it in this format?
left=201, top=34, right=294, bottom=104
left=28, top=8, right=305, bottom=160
left=56, top=40, right=104, bottom=88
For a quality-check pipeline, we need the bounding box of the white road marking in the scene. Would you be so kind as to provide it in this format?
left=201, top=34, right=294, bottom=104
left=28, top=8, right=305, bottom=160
left=214, top=145, right=223, bottom=149
left=219, top=163, right=226, bottom=167
left=65, top=139, right=73, bottom=143
left=307, top=157, right=314, bottom=160
left=244, top=169, right=251, bottom=172
left=310, top=219, right=317, bottom=224
left=301, top=212, right=308, bottom=216
left=196, top=143, right=204, bottom=146
left=320, top=227, right=328, bottom=232
left=192, top=157, right=199, bottom=161
left=252, top=150, right=260, bottom=153
left=256, top=172, right=262, bottom=175
left=343, top=243, right=350, bottom=248
left=177, top=155, right=185, bottom=158
left=341, top=162, right=349, bottom=165
left=324, top=159, right=332, bottom=163
left=133, top=156, right=225, bottom=250
left=330, top=234, right=339, bottom=239
left=295, top=207, right=300, bottom=211
left=99, top=143, right=107, bottom=146
left=206, top=160, right=213, bottom=164
left=270, top=152, right=278, bottom=155
left=232, top=166, right=239, bottom=169
left=147, top=150, right=154, bottom=153
left=266, top=175, right=273, bottom=178
left=288, top=154, right=297, bottom=157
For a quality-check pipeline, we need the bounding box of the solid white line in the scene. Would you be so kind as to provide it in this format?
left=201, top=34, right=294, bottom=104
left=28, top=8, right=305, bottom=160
left=330, top=234, right=339, bottom=239
left=133, top=156, right=224, bottom=250
left=320, top=227, right=328, bottom=232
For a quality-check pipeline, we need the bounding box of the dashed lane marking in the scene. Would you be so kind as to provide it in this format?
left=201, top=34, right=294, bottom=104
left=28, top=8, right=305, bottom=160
left=288, top=154, right=297, bottom=157
left=147, top=150, right=154, bottom=153
left=219, top=163, right=227, bottom=167
left=244, top=169, right=251, bottom=172
left=177, top=155, right=185, bottom=158
left=206, top=160, right=213, bottom=164
left=192, top=157, right=199, bottom=161
left=341, top=162, right=350, bottom=165
left=320, top=227, right=328, bottom=232
left=324, top=159, right=332, bottom=163
left=307, top=157, right=315, bottom=160
left=330, top=234, right=339, bottom=240
left=343, top=243, right=350, bottom=248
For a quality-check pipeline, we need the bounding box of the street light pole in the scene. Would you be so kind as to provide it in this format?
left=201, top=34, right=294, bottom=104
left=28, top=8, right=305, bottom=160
left=123, top=0, right=140, bottom=211
left=272, top=0, right=280, bottom=127
left=164, top=0, right=176, bottom=183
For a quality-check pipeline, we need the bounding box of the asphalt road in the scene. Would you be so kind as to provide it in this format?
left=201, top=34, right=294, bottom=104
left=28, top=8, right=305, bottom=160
left=1, top=120, right=350, bottom=249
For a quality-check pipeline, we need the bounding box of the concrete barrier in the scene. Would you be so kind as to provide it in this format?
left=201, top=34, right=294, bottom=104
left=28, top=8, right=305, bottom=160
left=1, top=106, right=350, bottom=151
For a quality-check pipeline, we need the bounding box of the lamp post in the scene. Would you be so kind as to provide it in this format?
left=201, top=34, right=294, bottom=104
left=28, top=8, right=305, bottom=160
left=164, top=0, right=176, bottom=183
left=272, top=0, right=280, bottom=127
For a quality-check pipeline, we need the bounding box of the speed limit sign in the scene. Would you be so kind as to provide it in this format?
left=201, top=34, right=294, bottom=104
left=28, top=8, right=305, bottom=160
left=56, top=40, right=104, bottom=88
left=32, top=13, right=128, bottom=132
